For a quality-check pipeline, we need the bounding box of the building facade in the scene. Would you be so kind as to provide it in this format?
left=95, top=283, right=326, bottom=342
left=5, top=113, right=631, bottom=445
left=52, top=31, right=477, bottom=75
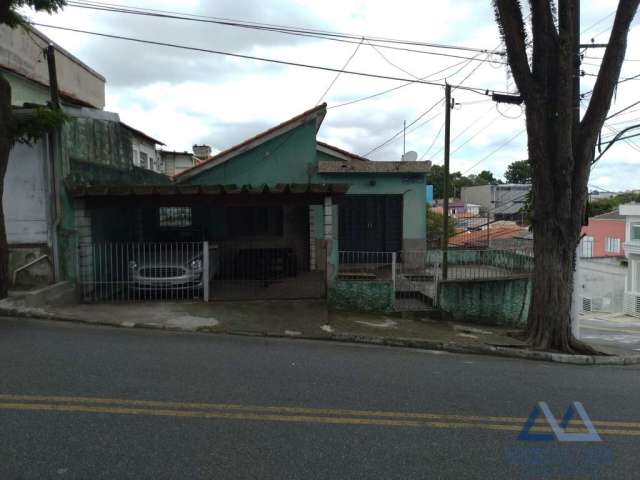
left=579, top=211, right=626, bottom=258
left=620, top=203, right=640, bottom=317
left=461, top=184, right=531, bottom=221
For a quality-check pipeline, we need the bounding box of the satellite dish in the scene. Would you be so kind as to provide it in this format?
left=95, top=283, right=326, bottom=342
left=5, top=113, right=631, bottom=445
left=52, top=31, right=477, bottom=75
left=402, top=151, right=418, bottom=162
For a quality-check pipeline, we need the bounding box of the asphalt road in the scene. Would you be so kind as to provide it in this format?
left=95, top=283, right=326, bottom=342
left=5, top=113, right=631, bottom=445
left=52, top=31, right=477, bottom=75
left=1, top=316, right=640, bottom=480
left=578, top=312, right=640, bottom=353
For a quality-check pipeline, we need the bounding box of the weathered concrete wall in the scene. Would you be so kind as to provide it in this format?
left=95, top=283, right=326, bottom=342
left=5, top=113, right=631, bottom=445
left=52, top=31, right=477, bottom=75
left=0, top=24, right=105, bottom=108
left=575, top=257, right=627, bottom=313
left=4, top=137, right=50, bottom=245
left=329, top=280, right=394, bottom=312
left=9, top=245, right=52, bottom=287
left=438, top=278, right=531, bottom=327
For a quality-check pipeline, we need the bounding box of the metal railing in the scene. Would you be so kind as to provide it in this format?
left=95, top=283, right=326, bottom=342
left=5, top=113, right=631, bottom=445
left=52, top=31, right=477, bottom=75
left=337, top=251, right=394, bottom=281
left=336, top=248, right=535, bottom=312
left=79, top=242, right=211, bottom=303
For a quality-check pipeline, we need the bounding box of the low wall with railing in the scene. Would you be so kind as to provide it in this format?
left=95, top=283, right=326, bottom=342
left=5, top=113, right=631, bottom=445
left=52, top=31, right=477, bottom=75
left=438, top=277, right=532, bottom=327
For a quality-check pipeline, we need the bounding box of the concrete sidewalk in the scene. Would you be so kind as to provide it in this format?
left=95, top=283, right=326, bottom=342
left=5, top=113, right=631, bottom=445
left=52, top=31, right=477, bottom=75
left=1, top=298, right=639, bottom=365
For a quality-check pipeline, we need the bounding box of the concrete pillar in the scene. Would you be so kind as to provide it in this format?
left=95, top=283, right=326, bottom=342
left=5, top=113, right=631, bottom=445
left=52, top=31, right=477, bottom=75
left=324, top=197, right=337, bottom=288
left=74, top=200, right=93, bottom=297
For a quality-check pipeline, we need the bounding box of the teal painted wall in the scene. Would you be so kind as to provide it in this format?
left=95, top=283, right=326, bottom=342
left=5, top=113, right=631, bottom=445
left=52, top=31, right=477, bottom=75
left=438, top=278, right=531, bottom=327
left=183, top=122, right=318, bottom=186
left=5, top=71, right=51, bottom=107
left=329, top=280, right=395, bottom=312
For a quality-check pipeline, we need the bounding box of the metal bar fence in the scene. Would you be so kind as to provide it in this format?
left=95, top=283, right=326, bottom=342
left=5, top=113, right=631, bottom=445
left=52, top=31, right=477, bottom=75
left=79, top=242, right=208, bottom=303
left=337, top=251, right=394, bottom=281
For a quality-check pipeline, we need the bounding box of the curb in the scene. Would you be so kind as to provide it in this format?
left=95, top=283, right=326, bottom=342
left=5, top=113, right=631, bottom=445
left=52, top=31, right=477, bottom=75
left=2, top=306, right=640, bottom=366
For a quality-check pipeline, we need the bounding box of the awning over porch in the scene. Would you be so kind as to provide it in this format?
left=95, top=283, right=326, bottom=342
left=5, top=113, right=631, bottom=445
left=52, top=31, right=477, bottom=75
left=66, top=182, right=349, bottom=207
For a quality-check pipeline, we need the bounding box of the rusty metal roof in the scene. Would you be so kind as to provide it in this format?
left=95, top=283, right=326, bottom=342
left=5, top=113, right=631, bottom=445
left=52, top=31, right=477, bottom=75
left=318, top=160, right=431, bottom=174
left=66, top=182, right=349, bottom=198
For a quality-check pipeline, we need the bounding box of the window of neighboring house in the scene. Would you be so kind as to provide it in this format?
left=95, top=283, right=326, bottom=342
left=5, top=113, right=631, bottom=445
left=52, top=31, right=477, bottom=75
left=133, top=150, right=139, bottom=166
left=228, top=206, right=283, bottom=236
left=582, top=236, right=594, bottom=258
left=605, top=237, right=621, bottom=254
left=139, top=152, right=148, bottom=169
left=158, top=207, right=192, bottom=228
left=632, top=224, right=640, bottom=242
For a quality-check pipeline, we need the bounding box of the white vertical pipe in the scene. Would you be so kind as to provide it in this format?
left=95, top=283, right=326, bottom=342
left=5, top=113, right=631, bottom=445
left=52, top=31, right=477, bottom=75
left=203, top=241, right=210, bottom=302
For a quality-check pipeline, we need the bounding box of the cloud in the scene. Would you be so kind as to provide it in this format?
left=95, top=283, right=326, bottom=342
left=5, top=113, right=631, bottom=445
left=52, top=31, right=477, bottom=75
left=26, top=0, right=640, bottom=191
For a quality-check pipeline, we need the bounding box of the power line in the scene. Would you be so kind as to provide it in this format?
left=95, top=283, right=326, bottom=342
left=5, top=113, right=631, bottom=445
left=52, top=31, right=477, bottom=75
left=327, top=57, right=475, bottom=110
left=32, top=22, right=507, bottom=96
left=362, top=98, right=444, bottom=157
left=461, top=129, right=526, bottom=174
left=316, top=38, right=363, bottom=105
left=65, top=0, right=507, bottom=61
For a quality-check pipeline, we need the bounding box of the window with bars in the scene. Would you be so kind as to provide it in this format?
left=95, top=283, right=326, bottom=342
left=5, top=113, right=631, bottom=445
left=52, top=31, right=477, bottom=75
left=605, top=237, right=621, bottom=254
left=158, top=207, right=192, bottom=228
left=581, top=236, right=594, bottom=258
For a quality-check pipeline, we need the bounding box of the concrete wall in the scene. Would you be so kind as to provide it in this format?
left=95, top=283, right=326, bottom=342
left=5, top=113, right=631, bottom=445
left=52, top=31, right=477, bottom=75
left=0, top=24, right=105, bottom=108
left=575, top=257, right=627, bottom=313
left=438, top=277, right=531, bottom=327
left=3, top=137, right=50, bottom=245
left=161, top=152, right=195, bottom=176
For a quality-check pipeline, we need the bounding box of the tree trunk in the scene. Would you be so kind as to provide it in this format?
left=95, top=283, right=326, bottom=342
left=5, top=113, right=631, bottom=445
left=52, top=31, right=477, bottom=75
left=0, top=74, right=13, bottom=298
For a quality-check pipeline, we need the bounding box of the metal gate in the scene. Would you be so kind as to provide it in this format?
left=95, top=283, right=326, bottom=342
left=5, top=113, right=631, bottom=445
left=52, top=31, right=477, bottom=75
left=78, top=242, right=212, bottom=302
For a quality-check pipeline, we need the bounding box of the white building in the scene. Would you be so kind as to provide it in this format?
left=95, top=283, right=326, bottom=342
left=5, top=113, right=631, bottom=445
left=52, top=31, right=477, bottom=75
left=620, top=203, right=640, bottom=317
left=123, top=123, right=165, bottom=173
left=160, top=151, right=199, bottom=176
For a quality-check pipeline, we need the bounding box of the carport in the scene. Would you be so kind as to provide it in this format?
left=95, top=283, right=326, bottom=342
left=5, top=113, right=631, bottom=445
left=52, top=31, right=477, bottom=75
left=68, top=183, right=347, bottom=302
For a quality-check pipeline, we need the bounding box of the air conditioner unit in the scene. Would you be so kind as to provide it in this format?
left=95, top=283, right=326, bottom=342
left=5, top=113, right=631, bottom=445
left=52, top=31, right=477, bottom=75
left=582, top=297, right=592, bottom=314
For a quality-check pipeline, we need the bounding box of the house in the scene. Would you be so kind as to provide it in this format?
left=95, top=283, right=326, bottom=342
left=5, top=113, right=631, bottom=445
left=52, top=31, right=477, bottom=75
left=123, top=123, right=166, bottom=173
left=2, top=25, right=165, bottom=287
left=461, top=184, right=531, bottom=221
left=68, top=104, right=430, bottom=304
left=161, top=150, right=199, bottom=176
left=620, top=203, right=640, bottom=317
left=579, top=211, right=626, bottom=258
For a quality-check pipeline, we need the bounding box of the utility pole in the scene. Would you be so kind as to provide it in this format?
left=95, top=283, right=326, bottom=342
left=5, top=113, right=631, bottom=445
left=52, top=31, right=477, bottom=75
left=44, top=44, right=61, bottom=282
left=46, top=44, right=60, bottom=110
left=442, top=84, right=452, bottom=280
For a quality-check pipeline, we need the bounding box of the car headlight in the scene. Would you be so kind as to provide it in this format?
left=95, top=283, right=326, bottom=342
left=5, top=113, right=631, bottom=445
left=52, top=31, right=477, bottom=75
left=129, top=260, right=138, bottom=270
left=190, top=259, right=203, bottom=272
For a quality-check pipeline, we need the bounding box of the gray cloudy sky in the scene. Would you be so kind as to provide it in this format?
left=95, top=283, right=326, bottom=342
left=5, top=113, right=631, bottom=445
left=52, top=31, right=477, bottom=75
left=28, top=0, right=640, bottom=191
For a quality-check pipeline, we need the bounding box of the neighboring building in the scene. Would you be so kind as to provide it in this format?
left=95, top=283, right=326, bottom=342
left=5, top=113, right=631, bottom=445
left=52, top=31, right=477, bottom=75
left=449, top=222, right=528, bottom=249
left=425, top=185, right=434, bottom=205
left=0, top=23, right=105, bottom=108
left=160, top=151, right=199, bottom=176
left=2, top=25, right=165, bottom=287
left=461, top=184, right=531, bottom=221
left=579, top=211, right=626, bottom=258
left=575, top=256, right=627, bottom=315
left=192, top=144, right=212, bottom=162
left=589, top=190, right=619, bottom=201
left=620, top=203, right=640, bottom=317
left=123, top=123, right=166, bottom=173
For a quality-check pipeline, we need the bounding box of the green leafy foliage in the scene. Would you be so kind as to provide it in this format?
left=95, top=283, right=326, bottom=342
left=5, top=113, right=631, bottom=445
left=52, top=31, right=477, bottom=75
left=12, top=107, right=69, bottom=145
left=589, top=192, right=640, bottom=216
left=504, top=160, right=532, bottom=184
left=427, top=165, right=501, bottom=199
left=426, top=204, right=456, bottom=247
left=1, top=0, right=67, bottom=28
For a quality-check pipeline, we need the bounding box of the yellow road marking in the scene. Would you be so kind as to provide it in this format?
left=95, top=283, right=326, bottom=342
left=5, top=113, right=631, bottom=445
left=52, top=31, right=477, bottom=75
left=0, top=394, right=639, bottom=434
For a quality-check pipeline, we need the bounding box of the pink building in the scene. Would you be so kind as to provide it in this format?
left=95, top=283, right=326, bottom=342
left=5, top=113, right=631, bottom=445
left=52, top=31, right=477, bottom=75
left=580, top=211, right=626, bottom=258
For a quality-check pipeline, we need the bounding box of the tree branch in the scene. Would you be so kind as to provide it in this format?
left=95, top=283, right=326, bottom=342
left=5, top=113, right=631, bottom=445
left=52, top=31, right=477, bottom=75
left=581, top=0, right=640, bottom=141
left=493, top=0, right=536, bottom=99
left=530, top=0, right=558, bottom=86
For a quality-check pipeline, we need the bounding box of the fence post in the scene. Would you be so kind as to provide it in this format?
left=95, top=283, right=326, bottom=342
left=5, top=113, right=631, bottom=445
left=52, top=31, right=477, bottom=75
left=203, top=241, right=210, bottom=302
left=391, top=252, right=397, bottom=295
